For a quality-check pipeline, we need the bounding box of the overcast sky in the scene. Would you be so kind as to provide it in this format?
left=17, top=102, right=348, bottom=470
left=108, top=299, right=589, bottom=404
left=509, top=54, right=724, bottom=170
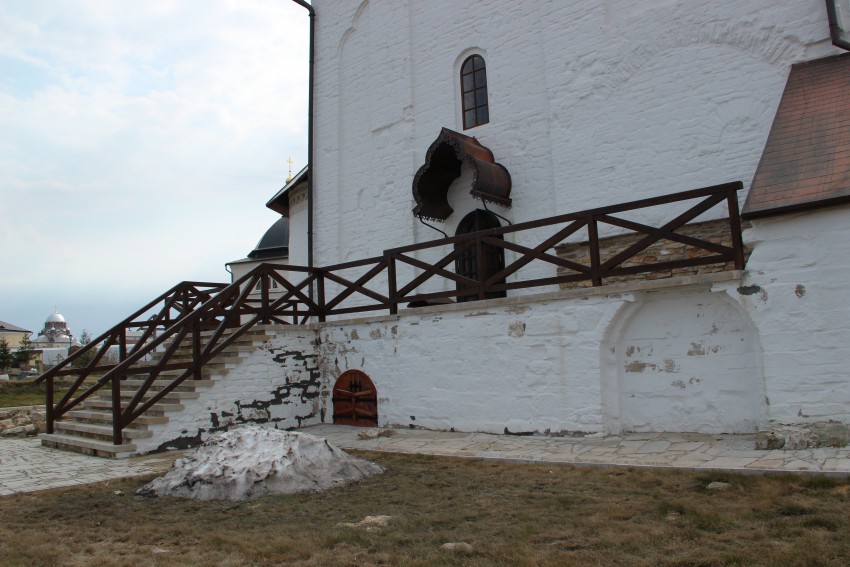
left=0, top=0, right=309, bottom=337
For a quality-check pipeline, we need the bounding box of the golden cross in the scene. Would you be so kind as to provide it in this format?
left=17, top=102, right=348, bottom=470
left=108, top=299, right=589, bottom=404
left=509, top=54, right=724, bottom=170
left=286, top=157, right=294, bottom=183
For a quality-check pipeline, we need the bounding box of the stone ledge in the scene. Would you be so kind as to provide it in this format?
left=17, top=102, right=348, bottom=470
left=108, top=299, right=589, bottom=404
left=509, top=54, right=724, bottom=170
left=296, top=270, right=745, bottom=329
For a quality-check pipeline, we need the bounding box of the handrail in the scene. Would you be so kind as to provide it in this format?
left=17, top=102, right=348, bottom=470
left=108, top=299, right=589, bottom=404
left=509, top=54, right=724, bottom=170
left=43, top=182, right=745, bottom=445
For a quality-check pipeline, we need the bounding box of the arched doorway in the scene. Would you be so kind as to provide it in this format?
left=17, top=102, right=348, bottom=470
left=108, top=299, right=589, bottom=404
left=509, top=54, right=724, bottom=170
left=455, top=209, right=506, bottom=302
left=602, top=291, right=765, bottom=434
left=332, top=370, right=378, bottom=426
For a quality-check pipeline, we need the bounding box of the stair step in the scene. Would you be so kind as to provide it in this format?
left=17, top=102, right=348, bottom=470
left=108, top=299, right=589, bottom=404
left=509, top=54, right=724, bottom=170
left=40, top=433, right=138, bottom=459
left=120, top=379, right=214, bottom=391
left=82, top=398, right=185, bottom=414
left=67, top=409, right=169, bottom=425
left=54, top=421, right=152, bottom=440
left=107, top=389, right=200, bottom=400
left=43, top=323, right=269, bottom=458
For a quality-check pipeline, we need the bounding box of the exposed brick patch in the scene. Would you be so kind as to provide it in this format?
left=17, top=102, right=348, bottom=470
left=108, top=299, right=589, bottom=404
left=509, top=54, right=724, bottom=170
left=555, top=220, right=752, bottom=289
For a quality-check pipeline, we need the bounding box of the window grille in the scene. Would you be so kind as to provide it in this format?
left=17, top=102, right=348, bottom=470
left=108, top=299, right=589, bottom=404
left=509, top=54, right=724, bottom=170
left=461, top=55, right=489, bottom=129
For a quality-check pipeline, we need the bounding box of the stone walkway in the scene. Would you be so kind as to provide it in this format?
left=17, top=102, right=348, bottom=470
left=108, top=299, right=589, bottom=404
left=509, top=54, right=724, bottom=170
left=0, top=437, right=177, bottom=496
left=304, top=425, right=850, bottom=477
left=2, top=427, right=850, bottom=496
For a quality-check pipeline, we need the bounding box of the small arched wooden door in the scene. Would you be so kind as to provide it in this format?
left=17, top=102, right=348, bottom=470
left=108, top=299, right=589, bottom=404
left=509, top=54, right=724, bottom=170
left=455, top=209, right=506, bottom=302
left=332, top=370, right=378, bottom=426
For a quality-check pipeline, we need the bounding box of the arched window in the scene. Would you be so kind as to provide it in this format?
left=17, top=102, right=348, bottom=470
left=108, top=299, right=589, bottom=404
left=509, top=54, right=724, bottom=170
left=461, top=55, right=489, bottom=130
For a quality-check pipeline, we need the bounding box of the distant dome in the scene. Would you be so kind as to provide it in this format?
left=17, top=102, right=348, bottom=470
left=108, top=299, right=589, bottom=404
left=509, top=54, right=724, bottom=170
left=247, top=217, right=290, bottom=260
left=46, top=312, right=66, bottom=323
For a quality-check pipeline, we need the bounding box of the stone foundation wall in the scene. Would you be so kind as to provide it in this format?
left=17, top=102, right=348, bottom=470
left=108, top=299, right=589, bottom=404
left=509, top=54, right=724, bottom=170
left=555, top=220, right=752, bottom=289
left=137, top=329, right=325, bottom=453
left=0, top=406, right=46, bottom=437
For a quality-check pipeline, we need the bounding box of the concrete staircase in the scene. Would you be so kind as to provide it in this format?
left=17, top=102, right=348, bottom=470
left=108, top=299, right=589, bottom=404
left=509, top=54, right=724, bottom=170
left=40, top=327, right=273, bottom=458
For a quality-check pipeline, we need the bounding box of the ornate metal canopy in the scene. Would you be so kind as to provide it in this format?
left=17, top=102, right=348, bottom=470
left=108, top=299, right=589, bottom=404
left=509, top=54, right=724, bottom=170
left=412, top=128, right=512, bottom=221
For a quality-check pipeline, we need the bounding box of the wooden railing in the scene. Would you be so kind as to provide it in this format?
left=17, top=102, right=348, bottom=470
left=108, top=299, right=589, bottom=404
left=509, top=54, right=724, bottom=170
left=38, top=181, right=745, bottom=445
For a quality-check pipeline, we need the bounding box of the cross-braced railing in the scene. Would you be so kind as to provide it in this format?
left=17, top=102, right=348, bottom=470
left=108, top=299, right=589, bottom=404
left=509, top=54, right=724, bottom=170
left=39, top=181, right=746, bottom=445
left=382, top=181, right=745, bottom=309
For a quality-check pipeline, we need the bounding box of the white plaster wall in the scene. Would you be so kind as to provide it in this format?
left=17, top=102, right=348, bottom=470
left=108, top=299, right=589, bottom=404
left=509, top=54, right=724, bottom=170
left=602, top=290, right=765, bottom=434
left=319, top=294, right=626, bottom=435
left=288, top=187, right=309, bottom=268
left=310, top=0, right=837, bottom=271
left=726, top=206, right=850, bottom=427
left=315, top=278, right=774, bottom=436
left=145, top=222, right=850, bottom=441
left=136, top=330, right=325, bottom=453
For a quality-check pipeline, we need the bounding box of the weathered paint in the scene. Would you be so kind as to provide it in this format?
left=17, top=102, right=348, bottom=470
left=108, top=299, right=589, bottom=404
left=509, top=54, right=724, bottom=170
left=603, top=291, right=765, bottom=434
left=137, top=331, right=324, bottom=453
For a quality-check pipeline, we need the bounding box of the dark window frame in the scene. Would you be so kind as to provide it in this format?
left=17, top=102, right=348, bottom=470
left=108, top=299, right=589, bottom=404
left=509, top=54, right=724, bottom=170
left=461, top=55, right=489, bottom=130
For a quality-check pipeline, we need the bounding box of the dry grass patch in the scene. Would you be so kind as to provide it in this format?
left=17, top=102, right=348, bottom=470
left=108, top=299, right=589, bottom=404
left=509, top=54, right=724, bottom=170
left=0, top=379, right=46, bottom=407
left=1, top=452, right=848, bottom=566
left=0, top=376, right=107, bottom=408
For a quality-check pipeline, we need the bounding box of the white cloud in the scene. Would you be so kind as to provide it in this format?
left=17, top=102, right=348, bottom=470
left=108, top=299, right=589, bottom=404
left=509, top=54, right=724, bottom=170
left=0, top=0, right=310, bottom=334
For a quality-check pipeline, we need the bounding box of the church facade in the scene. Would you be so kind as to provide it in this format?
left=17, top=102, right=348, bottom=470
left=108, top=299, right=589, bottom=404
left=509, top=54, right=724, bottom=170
left=79, top=0, right=850, bottom=453
left=271, top=0, right=850, bottom=443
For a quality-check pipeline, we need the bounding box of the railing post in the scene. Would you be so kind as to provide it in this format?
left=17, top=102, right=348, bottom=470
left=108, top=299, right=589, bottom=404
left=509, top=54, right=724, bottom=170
left=111, top=373, right=122, bottom=445
left=192, top=320, right=202, bottom=381
left=261, top=268, right=270, bottom=324
left=114, top=327, right=127, bottom=444
left=119, top=328, right=127, bottom=364
left=45, top=376, right=54, bottom=434
left=476, top=237, right=487, bottom=300
left=726, top=188, right=746, bottom=269
left=587, top=215, right=602, bottom=286
left=386, top=253, right=398, bottom=315
left=316, top=269, right=326, bottom=322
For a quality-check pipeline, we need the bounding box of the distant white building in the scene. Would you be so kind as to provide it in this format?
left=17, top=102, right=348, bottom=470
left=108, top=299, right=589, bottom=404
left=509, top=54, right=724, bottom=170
left=32, top=311, right=78, bottom=349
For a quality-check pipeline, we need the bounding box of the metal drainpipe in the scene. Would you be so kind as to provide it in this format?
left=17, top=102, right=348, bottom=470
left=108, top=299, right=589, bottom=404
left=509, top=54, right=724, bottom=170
left=289, top=0, right=315, bottom=302
left=826, top=0, right=850, bottom=51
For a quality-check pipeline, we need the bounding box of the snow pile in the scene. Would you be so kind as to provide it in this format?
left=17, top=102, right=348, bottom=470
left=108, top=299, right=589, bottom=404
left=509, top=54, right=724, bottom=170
left=136, top=427, right=383, bottom=500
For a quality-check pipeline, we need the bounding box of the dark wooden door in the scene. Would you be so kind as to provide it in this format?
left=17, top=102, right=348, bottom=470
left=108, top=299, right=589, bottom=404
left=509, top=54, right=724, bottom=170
left=332, top=370, right=378, bottom=426
left=455, top=209, right=506, bottom=302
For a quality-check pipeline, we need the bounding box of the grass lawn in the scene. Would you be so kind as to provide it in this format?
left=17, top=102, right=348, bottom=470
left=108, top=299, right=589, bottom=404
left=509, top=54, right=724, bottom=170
left=0, top=377, right=107, bottom=408
left=0, top=379, right=46, bottom=407
left=1, top=451, right=848, bottom=566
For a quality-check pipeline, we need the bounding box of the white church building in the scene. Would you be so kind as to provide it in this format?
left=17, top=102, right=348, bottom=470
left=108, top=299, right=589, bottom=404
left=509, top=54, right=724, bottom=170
left=40, top=0, right=850, bottom=455
left=270, top=0, right=850, bottom=445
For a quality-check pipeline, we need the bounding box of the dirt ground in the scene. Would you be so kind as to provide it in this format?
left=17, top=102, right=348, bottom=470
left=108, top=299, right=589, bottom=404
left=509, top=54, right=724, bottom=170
left=1, top=451, right=849, bottom=566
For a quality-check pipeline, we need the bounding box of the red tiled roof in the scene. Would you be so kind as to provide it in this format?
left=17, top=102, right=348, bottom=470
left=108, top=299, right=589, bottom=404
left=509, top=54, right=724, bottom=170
left=742, top=53, right=850, bottom=219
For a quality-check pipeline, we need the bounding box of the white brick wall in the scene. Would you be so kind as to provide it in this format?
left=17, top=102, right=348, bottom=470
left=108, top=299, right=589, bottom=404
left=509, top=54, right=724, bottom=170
left=730, top=206, right=850, bottom=427
left=137, top=2, right=850, bottom=446
left=142, top=234, right=850, bottom=443
left=309, top=0, right=837, bottom=269
left=136, top=330, right=325, bottom=453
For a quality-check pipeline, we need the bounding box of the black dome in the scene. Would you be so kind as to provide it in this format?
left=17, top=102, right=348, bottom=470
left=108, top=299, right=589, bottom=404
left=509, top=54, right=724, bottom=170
left=248, top=217, right=289, bottom=260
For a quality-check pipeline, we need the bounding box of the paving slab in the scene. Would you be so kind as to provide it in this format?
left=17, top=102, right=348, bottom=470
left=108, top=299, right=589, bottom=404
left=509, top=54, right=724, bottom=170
left=302, top=425, right=850, bottom=477
left=2, top=425, right=850, bottom=496
left=0, top=438, right=179, bottom=496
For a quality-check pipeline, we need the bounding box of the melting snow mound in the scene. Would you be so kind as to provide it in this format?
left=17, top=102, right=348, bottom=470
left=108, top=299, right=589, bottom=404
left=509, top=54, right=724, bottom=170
left=136, top=427, right=384, bottom=501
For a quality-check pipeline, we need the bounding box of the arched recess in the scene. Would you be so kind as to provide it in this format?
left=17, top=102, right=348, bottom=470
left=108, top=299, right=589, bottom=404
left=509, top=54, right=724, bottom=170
left=454, top=210, right=506, bottom=302
left=332, top=370, right=378, bottom=427
left=601, top=290, right=765, bottom=434
left=412, top=127, right=511, bottom=222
